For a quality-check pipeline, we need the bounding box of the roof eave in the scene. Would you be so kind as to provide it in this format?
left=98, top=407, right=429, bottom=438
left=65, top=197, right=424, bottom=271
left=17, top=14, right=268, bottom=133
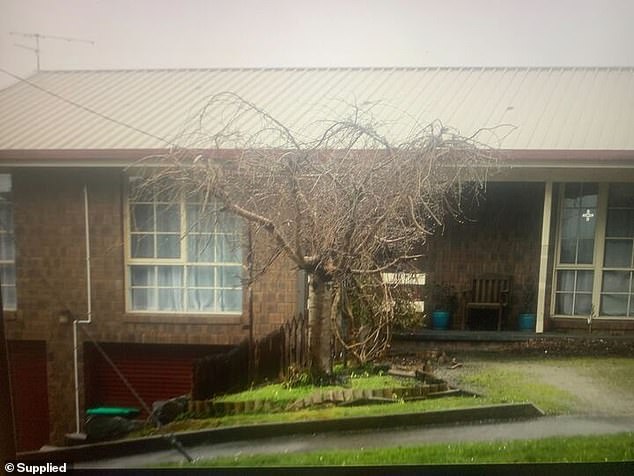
left=0, top=148, right=632, bottom=168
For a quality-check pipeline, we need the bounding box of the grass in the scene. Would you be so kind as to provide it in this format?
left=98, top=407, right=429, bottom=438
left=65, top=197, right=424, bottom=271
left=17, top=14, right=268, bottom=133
left=146, top=395, right=483, bottom=435
left=460, top=367, right=577, bottom=414
left=138, top=358, right=583, bottom=436
left=215, top=374, right=415, bottom=403
left=133, top=370, right=473, bottom=437
left=165, top=432, right=634, bottom=466
left=545, top=357, right=634, bottom=394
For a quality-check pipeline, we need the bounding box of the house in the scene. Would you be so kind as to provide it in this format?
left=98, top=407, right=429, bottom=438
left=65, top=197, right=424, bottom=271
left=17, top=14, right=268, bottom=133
left=1, top=67, right=633, bottom=449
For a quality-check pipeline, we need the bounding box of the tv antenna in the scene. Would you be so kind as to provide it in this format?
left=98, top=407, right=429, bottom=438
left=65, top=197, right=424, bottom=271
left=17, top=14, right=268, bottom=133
left=10, top=32, right=95, bottom=72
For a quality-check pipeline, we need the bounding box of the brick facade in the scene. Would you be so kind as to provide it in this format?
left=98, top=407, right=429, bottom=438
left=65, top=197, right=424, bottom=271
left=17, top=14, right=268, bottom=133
left=3, top=167, right=298, bottom=444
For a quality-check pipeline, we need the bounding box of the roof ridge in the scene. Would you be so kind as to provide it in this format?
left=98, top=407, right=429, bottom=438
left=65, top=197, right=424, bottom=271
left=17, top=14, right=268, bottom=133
left=36, top=65, right=634, bottom=74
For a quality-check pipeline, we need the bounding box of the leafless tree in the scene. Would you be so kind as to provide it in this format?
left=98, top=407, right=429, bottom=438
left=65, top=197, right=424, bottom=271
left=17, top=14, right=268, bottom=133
left=138, top=92, right=496, bottom=375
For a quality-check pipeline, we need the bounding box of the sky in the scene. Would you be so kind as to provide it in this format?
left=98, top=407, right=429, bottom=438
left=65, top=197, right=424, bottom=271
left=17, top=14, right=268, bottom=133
left=1, top=0, right=633, bottom=89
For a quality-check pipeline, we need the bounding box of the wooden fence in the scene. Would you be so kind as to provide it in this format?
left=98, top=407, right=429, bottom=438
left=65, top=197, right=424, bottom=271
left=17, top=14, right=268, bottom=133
left=192, top=313, right=311, bottom=400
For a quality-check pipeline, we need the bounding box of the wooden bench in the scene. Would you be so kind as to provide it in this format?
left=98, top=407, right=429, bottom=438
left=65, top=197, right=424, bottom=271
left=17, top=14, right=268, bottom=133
left=464, top=275, right=511, bottom=331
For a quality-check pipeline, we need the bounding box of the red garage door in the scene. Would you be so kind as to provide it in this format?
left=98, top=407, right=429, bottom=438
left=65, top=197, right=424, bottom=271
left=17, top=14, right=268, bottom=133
left=8, top=340, right=50, bottom=452
left=85, top=343, right=228, bottom=417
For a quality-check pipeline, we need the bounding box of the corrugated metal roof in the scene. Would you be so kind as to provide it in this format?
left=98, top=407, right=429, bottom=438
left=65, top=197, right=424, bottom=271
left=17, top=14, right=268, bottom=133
left=1, top=67, right=633, bottom=151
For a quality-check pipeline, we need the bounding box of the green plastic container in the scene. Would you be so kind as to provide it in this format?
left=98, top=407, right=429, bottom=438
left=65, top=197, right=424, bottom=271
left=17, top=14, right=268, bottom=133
left=86, top=406, right=140, bottom=418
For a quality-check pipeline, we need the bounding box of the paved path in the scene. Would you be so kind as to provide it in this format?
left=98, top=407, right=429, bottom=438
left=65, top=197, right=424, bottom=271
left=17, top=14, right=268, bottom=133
left=77, top=415, right=634, bottom=468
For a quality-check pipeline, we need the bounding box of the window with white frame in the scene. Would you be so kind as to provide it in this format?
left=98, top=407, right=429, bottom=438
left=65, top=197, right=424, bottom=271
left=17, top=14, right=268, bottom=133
left=601, top=184, right=634, bottom=317
left=0, top=174, right=16, bottom=310
left=554, top=183, right=634, bottom=318
left=127, top=177, right=243, bottom=314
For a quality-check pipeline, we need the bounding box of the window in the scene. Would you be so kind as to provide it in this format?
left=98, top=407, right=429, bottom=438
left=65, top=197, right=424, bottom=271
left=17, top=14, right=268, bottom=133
left=0, top=174, right=16, bottom=310
left=127, top=178, right=243, bottom=314
left=554, top=183, right=597, bottom=316
left=601, top=184, right=634, bottom=317
left=554, top=183, right=634, bottom=318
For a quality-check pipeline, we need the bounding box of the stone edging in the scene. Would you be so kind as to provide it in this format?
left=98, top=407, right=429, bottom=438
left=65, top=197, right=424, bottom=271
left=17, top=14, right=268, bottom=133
left=189, top=382, right=450, bottom=416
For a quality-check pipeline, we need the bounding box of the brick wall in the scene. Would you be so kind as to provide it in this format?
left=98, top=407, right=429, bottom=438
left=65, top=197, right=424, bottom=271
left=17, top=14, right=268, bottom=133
left=422, top=182, right=544, bottom=330
left=3, top=167, right=298, bottom=444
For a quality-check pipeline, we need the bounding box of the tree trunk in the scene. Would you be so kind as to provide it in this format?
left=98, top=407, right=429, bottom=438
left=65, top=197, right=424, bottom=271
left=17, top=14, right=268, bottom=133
left=308, top=274, right=332, bottom=376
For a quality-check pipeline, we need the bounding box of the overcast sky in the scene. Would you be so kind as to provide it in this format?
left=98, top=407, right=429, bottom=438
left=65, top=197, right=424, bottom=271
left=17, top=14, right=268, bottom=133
left=1, top=0, right=633, bottom=88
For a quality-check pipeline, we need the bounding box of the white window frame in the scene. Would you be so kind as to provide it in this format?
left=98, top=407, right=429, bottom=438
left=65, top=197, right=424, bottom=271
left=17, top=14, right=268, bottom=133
left=0, top=174, right=16, bottom=311
left=553, top=182, right=633, bottom=319
left=124, top=177, right=244, bottom=315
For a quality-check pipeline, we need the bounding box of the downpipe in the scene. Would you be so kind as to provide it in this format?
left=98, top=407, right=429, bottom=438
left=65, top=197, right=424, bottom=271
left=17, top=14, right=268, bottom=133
left=72, top=185, right=93, bottom=435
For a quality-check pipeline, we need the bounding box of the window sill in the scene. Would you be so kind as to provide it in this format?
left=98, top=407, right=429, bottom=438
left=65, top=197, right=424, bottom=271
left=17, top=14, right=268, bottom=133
left=123, top=312, right=244, bottom=325
left=551, top=315, right=633, bottom=320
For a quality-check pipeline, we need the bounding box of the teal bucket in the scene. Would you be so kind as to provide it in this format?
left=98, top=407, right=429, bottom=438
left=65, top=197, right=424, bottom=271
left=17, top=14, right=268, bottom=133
left=431, top=310, right=451, bottom=330
left=518, top=313, right=536, bottom=332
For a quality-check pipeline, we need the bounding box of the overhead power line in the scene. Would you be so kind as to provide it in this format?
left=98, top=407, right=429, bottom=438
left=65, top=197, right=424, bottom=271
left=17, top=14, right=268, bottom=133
left=0, top=68, right=174, bottom=147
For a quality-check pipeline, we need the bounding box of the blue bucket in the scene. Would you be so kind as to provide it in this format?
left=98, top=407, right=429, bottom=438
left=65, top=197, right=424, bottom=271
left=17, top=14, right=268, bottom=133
left=431, top=310, right=451, bottom=330
left=518, top=313, right=536, bottom=332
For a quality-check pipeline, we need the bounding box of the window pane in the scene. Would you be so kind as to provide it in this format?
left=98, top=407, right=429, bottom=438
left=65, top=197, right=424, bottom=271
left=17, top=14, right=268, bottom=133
left=187, top=266, right=214, bottom=287
left=158, top=288, right=182, bottom=311
left=602, top=271, right=629, bottom=292
left=219, top=289, right=242, bottom=312
left=564, top=183, right=582, bottom=207
left=188, top=234, right=214, bottom=262
left=187, top=289, right=213, bottom=312
left=218, top=212, right=241, bottom=233
left=560, top=209, right=578, bottom=240
left=557, top=271, right=576, bottom=292
left=156, top=205, right=180, bottom=232
left=131, top=234, right=154, bottom=258
left=187, top=205, right=216, bottom=231
left=132, top=288, right=154, bottom=310
left=580, top=184, right=598, bottom=207
left=157, top=234, right=180, bottom=258
left=608, top=184, right=634, bottom=208
left=1, top=286, right=16, bottom=309
left=604, top=240, right=633, bottom=268
left=0, top=175, right=12, bottom=194
left=0, top=264, right=15, bottom=285
left=219, top=266, right=242, bottom=288
left=577, top=239, right=594, bottom=264
left=217, top=235, right=241, bottom=263
left=601, top=294, right=628, bottom=316
left=0, top=204, right=13, bottom=230
left=574, top=294, right=592, bottom=315
left=131, top=266, right=154, bottom=286
left=606, top=210, right=632, bottom=238
left=157, top=266, right=182, bottom=286
left=577, top=271, right=594, bottom=292
left=131, top=204, right=154, bottom=232
left=560, top=239, right=576, bottom=264
left=0, top=234, right=14, bottom=260
left=128, top=178, right=154, bottom=201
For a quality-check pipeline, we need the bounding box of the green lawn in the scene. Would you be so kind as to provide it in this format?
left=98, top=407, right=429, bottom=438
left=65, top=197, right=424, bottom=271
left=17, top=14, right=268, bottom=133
left=139, top=356, right=634, bottom=438
left=141, top=359, right=584, bottom=436
left=545, top=357, right=634, bottom=394
left=460, top=367, right=577, bottom=414
left=215, top=373, right=416, bottom=403
left=165, top=432, right=634, bottom=466
left=147, top=396, right=483, bottom=435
